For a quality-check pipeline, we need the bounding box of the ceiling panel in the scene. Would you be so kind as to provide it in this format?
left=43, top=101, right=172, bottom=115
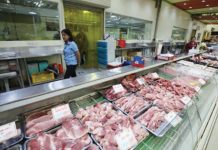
left=171, top=0, right=218, bottom=10
left=187, top=7, right=218, bottom=14
left=167, top=0, right=188, bottom=3
left=166, top=0, right=218, bottom=24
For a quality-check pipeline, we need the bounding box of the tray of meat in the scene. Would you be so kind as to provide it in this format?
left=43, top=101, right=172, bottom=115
left=90, top=116, right=149, bottom=150
left=136, top=106, right=176, bottom=137
left=24, top=104, right=73, bottom=138
left=0, top=119, right=24, bottom=150
left=25, top=118, right=94, bottom=150
left=121, top=77, right=146, bottom=92
left=76, top=102, right=149, bottom=150
left=7, top=144, right=22, bottom=150
left=113, top=94, right=152, bottom=118
left=100, top=85, right=128, bottom=101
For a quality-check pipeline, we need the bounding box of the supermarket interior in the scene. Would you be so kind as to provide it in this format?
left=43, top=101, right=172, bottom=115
left=0, top=0, right=218, bottom=150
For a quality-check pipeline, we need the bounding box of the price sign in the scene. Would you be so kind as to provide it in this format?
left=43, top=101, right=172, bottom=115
left=194, top=86, right=201, bottom=92
left=115, top=128, right=138, bottom=150
left=164, top=112, right=177, bottom=123
left=136, top=78, right=145, bottom=85
left=180, top=96, right=192, bottom=105
left=198, top=79, right=206, bottom=85
left=151, top=72, right=159, bottom=79
left=0, top=122, right=18, bottom=143
left=113, top=84, right=125, bottom=94
left=51, top=104, right=72, bottom=121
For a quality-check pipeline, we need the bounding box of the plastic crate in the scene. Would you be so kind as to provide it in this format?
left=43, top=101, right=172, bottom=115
left=27, top=62, right=39, bottom=75
left=31, top=72, right=54, bottom=84
left=38, top=61, right=48, bottom=72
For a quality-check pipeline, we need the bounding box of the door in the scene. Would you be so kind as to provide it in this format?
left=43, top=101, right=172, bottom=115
left=63, top=4, right=104, bottom=68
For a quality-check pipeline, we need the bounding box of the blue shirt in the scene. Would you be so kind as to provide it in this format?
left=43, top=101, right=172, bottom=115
left=64, top=41, right=79, bottom=65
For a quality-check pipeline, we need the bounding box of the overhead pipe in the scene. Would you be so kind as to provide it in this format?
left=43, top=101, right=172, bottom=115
left=153, top=0, right=162, bottom=40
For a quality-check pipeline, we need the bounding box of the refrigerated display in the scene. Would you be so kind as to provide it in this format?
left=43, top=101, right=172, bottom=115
left=0, top=52, right=217, bottom=150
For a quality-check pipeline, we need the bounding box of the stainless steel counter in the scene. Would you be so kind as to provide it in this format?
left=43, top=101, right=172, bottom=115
left=0, top=53, right=203, bottom=112
left=0, top=46, right=63, bottom=60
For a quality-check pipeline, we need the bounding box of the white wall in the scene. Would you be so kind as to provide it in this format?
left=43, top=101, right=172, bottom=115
left=206, top=25, right=218, bottom=32
left=156, top=1, right=192, bottom=41
left=193, top=20, right=207, bottom=42
left=106, top=0, right=157, bottom=40
left=107, top=0, right=208, bottom=43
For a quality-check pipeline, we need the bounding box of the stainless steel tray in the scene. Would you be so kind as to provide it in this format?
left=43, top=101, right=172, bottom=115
left=135, top=107, right=177, bottom=137
left=112, top=98, right=152, bottom=119
left=7, top=144, right=22, bottom=150
left=0, top=119, right=24, bottom=150
left=23, top=103, right=67, bottom=139
left=24, top=125, right=92, bottom=150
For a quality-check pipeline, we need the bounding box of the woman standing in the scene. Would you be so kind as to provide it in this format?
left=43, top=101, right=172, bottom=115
left=185, top=36, right=198, bottom=53
left=61, top=29, right=80, bottom=78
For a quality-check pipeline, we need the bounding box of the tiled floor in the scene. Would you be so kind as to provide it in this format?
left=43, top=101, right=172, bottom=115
left=206, top=116, right=218, bottom=150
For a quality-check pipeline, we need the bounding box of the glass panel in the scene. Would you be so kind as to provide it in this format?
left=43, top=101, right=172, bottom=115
left=171, top=26, right=187, bottom=41
left=0, top=0, right=60, bottom=41
left=105, top=12, right=152, bottom=40
left=64, top=5, right=104, bottom=68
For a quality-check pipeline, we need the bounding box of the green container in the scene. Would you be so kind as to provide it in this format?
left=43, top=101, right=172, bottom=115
left=27, top=62, right=39, bottom=75
left=38, top=61, right=48, bottom=72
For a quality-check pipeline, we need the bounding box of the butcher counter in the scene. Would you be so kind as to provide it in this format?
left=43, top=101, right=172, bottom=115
left=0, top=51, right=218, bottom=150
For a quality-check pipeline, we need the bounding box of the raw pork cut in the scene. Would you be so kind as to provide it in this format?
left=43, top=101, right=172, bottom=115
left=27, top=118, right=91, bottom=150
left=76, top=103, right=149, bottom=150
left=137, top=107, right=166, bottom=131
left=121, top=77, right=145, bottom=92
left=25, top=109, right=73, bottom=137
left=104, top=87, right=128, bottom=101
left=115, top=94, right=150, bottom=116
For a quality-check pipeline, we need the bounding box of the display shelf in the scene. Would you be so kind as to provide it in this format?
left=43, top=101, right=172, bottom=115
left=0, top=51, right=216, bottom=150
left=135, top=74, right=218, bottom=150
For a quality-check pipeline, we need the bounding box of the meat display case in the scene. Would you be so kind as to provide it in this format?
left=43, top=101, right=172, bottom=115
left=0, top=52, right=217, bottom=150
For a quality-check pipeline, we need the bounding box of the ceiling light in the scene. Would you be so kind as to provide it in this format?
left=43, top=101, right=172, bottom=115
left=29, top=11, right=37, bottom=15
left=111, top=15, right=116, bottom=18
left=83, top=10, right=89, bottom=14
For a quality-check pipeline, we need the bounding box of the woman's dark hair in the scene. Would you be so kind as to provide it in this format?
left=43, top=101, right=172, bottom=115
left=61, top=29, right=74, bottom=41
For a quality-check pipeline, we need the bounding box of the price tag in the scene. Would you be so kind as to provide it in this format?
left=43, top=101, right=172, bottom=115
left=151, top=72, right=159, bottom=79
left=164, top=112, right=177, bottom=123
left=113, top=84, right=125, bottom=94
left=170, top=116, right=182, bottom=127
left=194, top=86, right=201, bottom=92
left=51, top=104, right=72, bottom=121
left=180, top=96, right=192, bottom=105
left=115, top=128, right=138, bottom=150
left=198, top=79, right=206, bottom=85
left=136, top=78, right=145, bottom=85
left=0, top=122, right=18, bottom=143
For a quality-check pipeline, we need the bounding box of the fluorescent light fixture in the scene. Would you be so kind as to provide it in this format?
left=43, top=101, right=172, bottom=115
left=83, top=10, right=89, bottom=14
left=29, top=11, right=37, bottom=15
left=111, top=15, right=116, bottom=18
